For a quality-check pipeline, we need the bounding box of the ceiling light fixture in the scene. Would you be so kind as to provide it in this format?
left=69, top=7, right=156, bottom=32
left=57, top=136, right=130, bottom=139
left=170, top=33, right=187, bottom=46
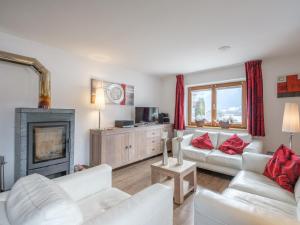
left=218, top=45, right=231, bottom=51
left=89, top=54, right=111, bottom=63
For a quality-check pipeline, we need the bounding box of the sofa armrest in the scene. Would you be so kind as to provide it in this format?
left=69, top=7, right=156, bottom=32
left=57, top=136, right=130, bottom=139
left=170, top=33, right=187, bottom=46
left=83, top=183, right=173, bottom=225
left=242, top=152, right=272, bottom=174
left=172, top=134, right=193, bottom=157
left=195, top=189, right=299, bottom=225
left=0, top=191, right=9, bottom=201
left=54, top=164, right=112, bottom=201
left=244, top=139, right=263, bottom=153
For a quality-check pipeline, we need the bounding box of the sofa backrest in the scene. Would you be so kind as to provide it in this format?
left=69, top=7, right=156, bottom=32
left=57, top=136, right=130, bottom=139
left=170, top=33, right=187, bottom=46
left=217, top=132, right=252, bottom=148
left=191, top=130, right=252, bottom=149
left=194, top=130, right=219, bottom=148
left=6, top=174, right=83, bottom=225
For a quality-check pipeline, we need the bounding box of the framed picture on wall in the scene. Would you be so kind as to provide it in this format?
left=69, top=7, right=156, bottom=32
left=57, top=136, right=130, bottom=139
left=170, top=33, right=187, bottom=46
left=277, top=74, right=300, bottom=98
left=91, top=79, right=134, bottom=105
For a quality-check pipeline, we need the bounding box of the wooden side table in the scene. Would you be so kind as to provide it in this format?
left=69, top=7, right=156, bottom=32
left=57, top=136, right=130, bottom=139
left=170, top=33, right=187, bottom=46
left=151, top=157, right=197, bottom=204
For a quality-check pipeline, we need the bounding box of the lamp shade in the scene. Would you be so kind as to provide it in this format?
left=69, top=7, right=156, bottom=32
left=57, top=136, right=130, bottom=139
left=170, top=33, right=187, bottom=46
left=95, top=87, right=106, bottom=110
left=282, top=103, right=300, bottom=133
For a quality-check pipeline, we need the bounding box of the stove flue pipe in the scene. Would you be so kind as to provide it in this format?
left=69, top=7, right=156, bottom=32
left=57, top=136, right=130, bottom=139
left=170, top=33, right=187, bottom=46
left=0, top=50, right=51, bottom=109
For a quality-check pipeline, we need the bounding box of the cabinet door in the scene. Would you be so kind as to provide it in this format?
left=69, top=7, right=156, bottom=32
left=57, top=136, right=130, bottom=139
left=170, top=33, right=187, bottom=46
left=127, top=132, right=138, bottom=162
left=101, top=133, right=128, bottom=168
left=134, top=130, right=148, bottom=160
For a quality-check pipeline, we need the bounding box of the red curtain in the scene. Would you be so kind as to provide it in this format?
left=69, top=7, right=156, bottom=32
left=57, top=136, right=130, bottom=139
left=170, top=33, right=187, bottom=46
left=174, top=74, right=185, bottom=130
left=245, top=60, right=265, bottom=136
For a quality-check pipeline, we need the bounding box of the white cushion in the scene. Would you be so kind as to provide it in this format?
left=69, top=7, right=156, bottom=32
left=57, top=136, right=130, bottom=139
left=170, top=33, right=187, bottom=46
left=294, top=178, right=300, bottom=203
left=0, top=201, right=10, bottom=225
left=296, top=201, right=300, bottom=221
left=182, top=145, right=211, bottom=162
left=207, top=150, right=242, bottom=170
left=217, top=132, right=252, bottom=148
left=193, top=130, right=219, bottom=148
left=78, top=187, right=130, bottom=221
left=6, top=174, right=83, bottom=225
left=223, top=188, right=297, bottom=219
left=295, top=179, right=300, bottom=220
left=229, top=171, right=296, bottom=205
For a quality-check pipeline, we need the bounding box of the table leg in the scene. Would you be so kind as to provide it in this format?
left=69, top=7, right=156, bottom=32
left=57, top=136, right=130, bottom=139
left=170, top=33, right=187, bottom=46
left=151, top=168, right=160, bottom=184
left=193, top=167, right=197, bottom=191
left=174, top=174, right=184, bottom=204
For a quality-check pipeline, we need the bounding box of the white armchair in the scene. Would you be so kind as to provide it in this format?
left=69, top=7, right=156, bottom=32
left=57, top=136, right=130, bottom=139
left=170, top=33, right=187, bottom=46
left=0, top=165, right=173, bottom=225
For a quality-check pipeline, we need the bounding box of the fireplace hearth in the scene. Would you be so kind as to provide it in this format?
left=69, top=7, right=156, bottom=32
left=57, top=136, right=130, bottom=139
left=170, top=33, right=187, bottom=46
left=15, top=108, right=75, bottom=181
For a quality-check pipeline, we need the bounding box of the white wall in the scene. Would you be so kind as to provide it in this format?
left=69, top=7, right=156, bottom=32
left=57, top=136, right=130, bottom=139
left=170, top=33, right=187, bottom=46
left=161, top=54, right=300, bottom=153
left=262, top=54, right=300, bottom=153
left=0, top=31, right=162, bottom=189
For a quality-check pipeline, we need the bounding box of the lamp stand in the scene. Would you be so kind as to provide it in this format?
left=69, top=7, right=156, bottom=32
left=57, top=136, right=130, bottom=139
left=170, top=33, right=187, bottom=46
left=289, top=133, right=294, bottom=149
left=99, top=110, right=101, bottom=129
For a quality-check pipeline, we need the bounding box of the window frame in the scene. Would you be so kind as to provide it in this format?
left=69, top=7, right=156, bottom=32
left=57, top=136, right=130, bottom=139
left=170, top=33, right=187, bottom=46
left=188, top=81, right=247, bottom=129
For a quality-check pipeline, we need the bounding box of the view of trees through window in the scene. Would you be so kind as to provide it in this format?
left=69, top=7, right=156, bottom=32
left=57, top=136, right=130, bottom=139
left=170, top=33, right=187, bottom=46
left=191, top=89, right=211, bottom=122
left=188, top=81, right=246, bottom=128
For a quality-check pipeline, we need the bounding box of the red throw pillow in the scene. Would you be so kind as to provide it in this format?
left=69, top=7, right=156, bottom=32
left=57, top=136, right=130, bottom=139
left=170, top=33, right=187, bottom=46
left=263, top=145, right=300, bottom=193
left=191, top=132, right=214, bottom=150
left=218, top=134, right=249, bottom=155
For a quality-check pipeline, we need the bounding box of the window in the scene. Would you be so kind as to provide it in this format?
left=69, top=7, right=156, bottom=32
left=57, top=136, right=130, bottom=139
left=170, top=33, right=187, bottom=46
left=191, top=88, right=212, bottom=122
left=188, top=81, right=247, bottom=128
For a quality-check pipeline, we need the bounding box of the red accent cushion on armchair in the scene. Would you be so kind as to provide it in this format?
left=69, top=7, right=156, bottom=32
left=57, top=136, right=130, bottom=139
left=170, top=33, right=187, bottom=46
left=191, top=132, right=214, bottom=150
left=218, top=134, right=249, bottom=155
left=264, top=144, right=300, bottom=193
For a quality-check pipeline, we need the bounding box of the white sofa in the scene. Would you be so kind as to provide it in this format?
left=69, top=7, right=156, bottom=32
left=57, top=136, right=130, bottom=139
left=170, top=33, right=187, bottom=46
left=194, top=152, right=300, bottom=225
left=172, top=130, right=263, bottom=176
left=0, top=165, right=173, bottom=225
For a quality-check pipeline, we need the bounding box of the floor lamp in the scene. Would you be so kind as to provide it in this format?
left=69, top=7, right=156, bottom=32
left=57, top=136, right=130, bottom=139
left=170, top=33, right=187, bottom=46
left=95, top=87, right=106, bottom=129
left=282, top=103, right=300, bottom=149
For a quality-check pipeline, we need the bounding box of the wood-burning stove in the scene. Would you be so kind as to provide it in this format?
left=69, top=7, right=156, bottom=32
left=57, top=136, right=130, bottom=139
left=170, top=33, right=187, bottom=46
left=15, top=108, right=75, bottom=181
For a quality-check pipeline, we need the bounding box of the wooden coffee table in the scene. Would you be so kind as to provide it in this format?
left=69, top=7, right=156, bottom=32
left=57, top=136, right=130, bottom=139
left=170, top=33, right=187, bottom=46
left=151, top=157, right=197, bottom=204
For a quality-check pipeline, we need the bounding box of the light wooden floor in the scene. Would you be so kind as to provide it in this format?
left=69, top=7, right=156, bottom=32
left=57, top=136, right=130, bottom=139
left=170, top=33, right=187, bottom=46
left=112, top=155, right=232, bottom=225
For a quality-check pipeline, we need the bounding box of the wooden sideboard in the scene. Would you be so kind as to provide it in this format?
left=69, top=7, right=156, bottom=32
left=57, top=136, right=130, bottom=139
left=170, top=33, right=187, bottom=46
left=90, top=124, right=174, bottom=169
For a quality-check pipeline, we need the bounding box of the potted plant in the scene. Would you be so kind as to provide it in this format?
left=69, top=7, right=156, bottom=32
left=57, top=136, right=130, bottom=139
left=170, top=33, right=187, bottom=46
left=218, top=117, right=233, bottom=129
left=195, top=115, right=205, bottom=127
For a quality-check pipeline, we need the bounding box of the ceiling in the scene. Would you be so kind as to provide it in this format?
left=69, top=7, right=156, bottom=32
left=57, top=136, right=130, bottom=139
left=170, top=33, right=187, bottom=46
left=0, top=0, right=300, bottom=76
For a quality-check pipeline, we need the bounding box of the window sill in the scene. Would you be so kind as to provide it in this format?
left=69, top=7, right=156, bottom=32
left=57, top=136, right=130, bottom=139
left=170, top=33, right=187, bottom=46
left=186, top=125, right=248, bottom=132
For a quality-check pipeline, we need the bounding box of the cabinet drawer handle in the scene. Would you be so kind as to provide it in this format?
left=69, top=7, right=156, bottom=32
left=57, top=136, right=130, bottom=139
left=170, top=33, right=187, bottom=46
left=125, top=146, right=128, bottom=149
left=129, top=145, right=132, bottom=148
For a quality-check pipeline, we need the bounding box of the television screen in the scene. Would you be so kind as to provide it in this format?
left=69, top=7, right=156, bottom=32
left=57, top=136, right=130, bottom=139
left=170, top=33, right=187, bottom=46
left=135, top=107, right=159, bottom=123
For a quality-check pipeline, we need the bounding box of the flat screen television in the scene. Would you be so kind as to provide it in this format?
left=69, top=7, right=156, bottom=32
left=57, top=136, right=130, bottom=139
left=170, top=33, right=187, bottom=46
left=135, top=107, right=159, bottom=124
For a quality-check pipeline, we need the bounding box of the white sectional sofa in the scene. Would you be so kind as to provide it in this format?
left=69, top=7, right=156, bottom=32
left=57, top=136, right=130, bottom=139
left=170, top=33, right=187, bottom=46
left=0, top=165, right=173, bottom=225
left=194, top=152, right=300, bottom=225
left=172, top=130, right=263, bottom=176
